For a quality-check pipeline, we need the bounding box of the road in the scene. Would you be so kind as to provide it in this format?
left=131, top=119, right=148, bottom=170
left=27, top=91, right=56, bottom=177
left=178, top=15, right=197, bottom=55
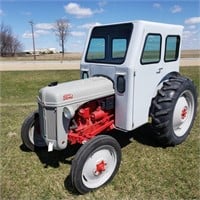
left=0, top=60, right=80, bottom=71
left=0, top=58, right=199, bottom=71
left=180, top=58, right=200, bottom=67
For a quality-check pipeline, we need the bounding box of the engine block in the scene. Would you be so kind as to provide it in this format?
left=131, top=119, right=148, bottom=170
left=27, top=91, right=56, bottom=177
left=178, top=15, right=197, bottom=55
left=68, top=96, right=115, bottom=144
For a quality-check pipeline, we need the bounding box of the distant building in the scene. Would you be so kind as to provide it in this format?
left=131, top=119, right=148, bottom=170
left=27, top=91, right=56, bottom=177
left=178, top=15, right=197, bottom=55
left=24, top=48, right=57, bottom=55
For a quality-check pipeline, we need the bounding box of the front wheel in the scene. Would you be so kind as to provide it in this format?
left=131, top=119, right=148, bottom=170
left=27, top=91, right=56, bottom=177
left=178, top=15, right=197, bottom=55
left=21, top=111, right=47, bottom=151
left=150, top=76, right=198, bottom=146
left=70, top=135, right=121, bottom=194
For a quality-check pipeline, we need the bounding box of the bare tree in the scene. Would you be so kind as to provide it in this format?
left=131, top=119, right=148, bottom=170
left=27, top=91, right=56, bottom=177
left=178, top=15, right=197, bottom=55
left=0, top=22, right=22, bottom=56
left=53, top=19, right=69, bottom=62
left=0, top=23, right=11, bottom=56
left=11, top=37, right=22, bottom=56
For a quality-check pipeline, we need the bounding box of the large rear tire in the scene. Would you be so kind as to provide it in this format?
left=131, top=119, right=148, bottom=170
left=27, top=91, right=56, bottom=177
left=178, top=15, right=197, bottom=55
left=70, top=135, right=121, bottom=194
left=150, top=75, right=197, bottom=146
left=21, top=111, right=46, bottom=151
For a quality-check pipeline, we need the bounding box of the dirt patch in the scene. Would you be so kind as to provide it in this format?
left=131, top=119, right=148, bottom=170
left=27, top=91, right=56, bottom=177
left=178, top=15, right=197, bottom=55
left=181, top=50, right=200, bottom=58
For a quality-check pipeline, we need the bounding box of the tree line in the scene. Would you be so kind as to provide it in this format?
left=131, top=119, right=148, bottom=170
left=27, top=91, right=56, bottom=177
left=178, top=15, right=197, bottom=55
left=0, top=19, right=69, bottom=58
left=0, top=22, right=22, bottom=56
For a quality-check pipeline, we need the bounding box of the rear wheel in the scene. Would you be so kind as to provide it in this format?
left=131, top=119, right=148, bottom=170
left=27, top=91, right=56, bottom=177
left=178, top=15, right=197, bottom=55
left=70, top=135, right=121, bottom=194
left=150, top=75, right=197, bottom=146
left=21, top=111, right=46, bottom=151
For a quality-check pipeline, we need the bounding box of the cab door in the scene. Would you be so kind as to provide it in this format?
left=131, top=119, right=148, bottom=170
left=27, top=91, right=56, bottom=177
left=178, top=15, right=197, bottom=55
left=132, top=33, right=165, bottom=129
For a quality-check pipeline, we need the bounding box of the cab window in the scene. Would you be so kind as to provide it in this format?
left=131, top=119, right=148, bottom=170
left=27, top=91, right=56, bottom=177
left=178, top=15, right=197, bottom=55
left=141, top=34, right=161, bottom=64
left=112, top=39, right=127, bottom=59
left=164, top=36, right=180, bottom=62
left=86, top=38, right=105, bottom=60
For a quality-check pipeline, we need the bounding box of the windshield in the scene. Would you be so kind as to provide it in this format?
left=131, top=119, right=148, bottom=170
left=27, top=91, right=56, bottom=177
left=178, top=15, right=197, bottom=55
left=85, top=23, right=133, bottom=64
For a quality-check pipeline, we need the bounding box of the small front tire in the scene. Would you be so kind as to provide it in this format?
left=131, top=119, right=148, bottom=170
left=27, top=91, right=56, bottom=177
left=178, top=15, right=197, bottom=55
left=21, top=111, right=46, bottom=151
left=70, top=135, right=121, bottom=194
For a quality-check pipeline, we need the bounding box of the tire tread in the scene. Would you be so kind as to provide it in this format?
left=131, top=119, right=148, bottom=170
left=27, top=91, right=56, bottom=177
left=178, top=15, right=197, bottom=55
left=150, top=75, right=197, bottom=146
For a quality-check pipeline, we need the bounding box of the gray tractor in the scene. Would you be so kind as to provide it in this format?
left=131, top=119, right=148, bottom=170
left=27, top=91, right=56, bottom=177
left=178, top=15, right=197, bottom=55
left=21, top=20, right=197, bottom=194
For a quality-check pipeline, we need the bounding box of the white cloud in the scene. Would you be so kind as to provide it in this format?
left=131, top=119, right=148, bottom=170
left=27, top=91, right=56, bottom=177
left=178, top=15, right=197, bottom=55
left=170, top=5, right=182, bottom=13
left=98, top=0, right=107, bottom=7
left=66, top=41, right=84, bottom=52
left=21, top=11, right=31, bottom=16
left=79, top=22, right=102, bottom=29
left=153, top=3, right=161, bottom=9
left=35, top=30, right=50, bottom=35
left=0, top=9, right=4, bottom=16
left=183, top=30, right=194, bottom=39
left=64, top=3, right=93, bottom=18
left=183, top=25, right=198, bottom=39
left=22, top=31, right=33, bottom=39
left=70, top=31, right=85, bottom=37
left=22, top=29, right=50, bottom=39
left=185, top=17, right=200, bottom=24
left=182, top=27, right=199, bottom=49
left=35, top=23, right=54, bottom=30
left=183, top=18, right=200, bottom=49
left=64, top=2, right=104, bottom=18
left=94, top=8, right=104, bottom=14
left=188, top=25, right=196, bottom=29
left=23, top=23, right=52, bottom=39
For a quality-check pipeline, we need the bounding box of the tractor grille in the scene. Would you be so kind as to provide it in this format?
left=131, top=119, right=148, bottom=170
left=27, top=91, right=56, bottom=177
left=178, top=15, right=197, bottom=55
left=39, top=104, right=57, bottom=140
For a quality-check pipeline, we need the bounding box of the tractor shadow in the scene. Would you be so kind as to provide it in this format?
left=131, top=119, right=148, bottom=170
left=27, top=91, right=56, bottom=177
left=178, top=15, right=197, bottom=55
left=20, top=123, right=159, bottom=169
left=20, top=143, right=81, bottom=168
left=20, top=123, right=160, bottom=195
left=108, top=123, right=160, bottom=148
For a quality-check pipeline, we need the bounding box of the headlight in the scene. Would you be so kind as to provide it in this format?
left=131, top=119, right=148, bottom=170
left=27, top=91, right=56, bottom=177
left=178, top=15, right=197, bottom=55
left=63, top=107, right=75, bottom=119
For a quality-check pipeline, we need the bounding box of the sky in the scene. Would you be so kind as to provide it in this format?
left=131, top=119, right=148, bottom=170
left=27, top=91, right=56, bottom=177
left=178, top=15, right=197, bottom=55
left=1, top=0, right=200, bottom=52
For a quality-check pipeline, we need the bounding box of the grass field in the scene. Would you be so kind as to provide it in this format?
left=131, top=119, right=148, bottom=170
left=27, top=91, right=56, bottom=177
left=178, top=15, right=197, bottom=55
left=0, top=49, right=199, bottom=62
left=0, top=67, right=199, bottom=200
left=0, top=53, right=82, bottom=61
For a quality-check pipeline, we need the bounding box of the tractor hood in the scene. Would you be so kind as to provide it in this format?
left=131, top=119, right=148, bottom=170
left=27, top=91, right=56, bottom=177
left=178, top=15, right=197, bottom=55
left=38, top=77, right=114, bottom=107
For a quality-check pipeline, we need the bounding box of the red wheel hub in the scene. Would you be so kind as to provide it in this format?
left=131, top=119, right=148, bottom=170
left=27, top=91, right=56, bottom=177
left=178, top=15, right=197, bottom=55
left=181, top=106, right=188, bottom=119
left=94, top=160, right=107, bottom=175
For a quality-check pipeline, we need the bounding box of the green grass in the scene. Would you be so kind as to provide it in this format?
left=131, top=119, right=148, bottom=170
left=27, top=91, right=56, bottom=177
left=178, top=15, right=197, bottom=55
left=0, top=67, right=199, bottom=199
left=0, top=70, right=80, bottom=104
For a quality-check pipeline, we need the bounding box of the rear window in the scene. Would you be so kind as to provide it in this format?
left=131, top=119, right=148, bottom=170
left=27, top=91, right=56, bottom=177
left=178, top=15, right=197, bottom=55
left=85, top=23, right=133, bottom=64
left=112, top=38, right=127, bottom=59
left=87, top=38, right=105, bottom=60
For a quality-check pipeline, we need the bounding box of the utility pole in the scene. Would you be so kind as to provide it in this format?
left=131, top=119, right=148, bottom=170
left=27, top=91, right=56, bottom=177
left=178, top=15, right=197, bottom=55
left=29, top=21, right=36, bottom=60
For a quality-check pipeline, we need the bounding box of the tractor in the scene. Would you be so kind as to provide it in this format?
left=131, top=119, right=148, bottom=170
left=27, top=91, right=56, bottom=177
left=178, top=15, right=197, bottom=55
left=21, top=20, right=198, bottom=194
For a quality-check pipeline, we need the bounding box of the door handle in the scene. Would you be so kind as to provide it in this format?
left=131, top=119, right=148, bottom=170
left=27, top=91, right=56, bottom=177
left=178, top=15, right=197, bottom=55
left=156, top=68, right=163, bottom=74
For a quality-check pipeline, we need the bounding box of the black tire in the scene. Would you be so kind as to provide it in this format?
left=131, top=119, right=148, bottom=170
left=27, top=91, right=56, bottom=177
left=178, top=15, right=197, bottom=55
left=21, top=111, right=46, bottom=151
left=150, top=75, right=197, bottom=146
left=70, top=135, right=121, bottom=194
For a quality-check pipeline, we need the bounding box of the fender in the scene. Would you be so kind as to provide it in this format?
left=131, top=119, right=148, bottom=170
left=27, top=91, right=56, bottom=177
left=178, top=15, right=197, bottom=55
left=151, top=71, right=181, bottom=99
left=149, top=71, right=181, bottom=116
